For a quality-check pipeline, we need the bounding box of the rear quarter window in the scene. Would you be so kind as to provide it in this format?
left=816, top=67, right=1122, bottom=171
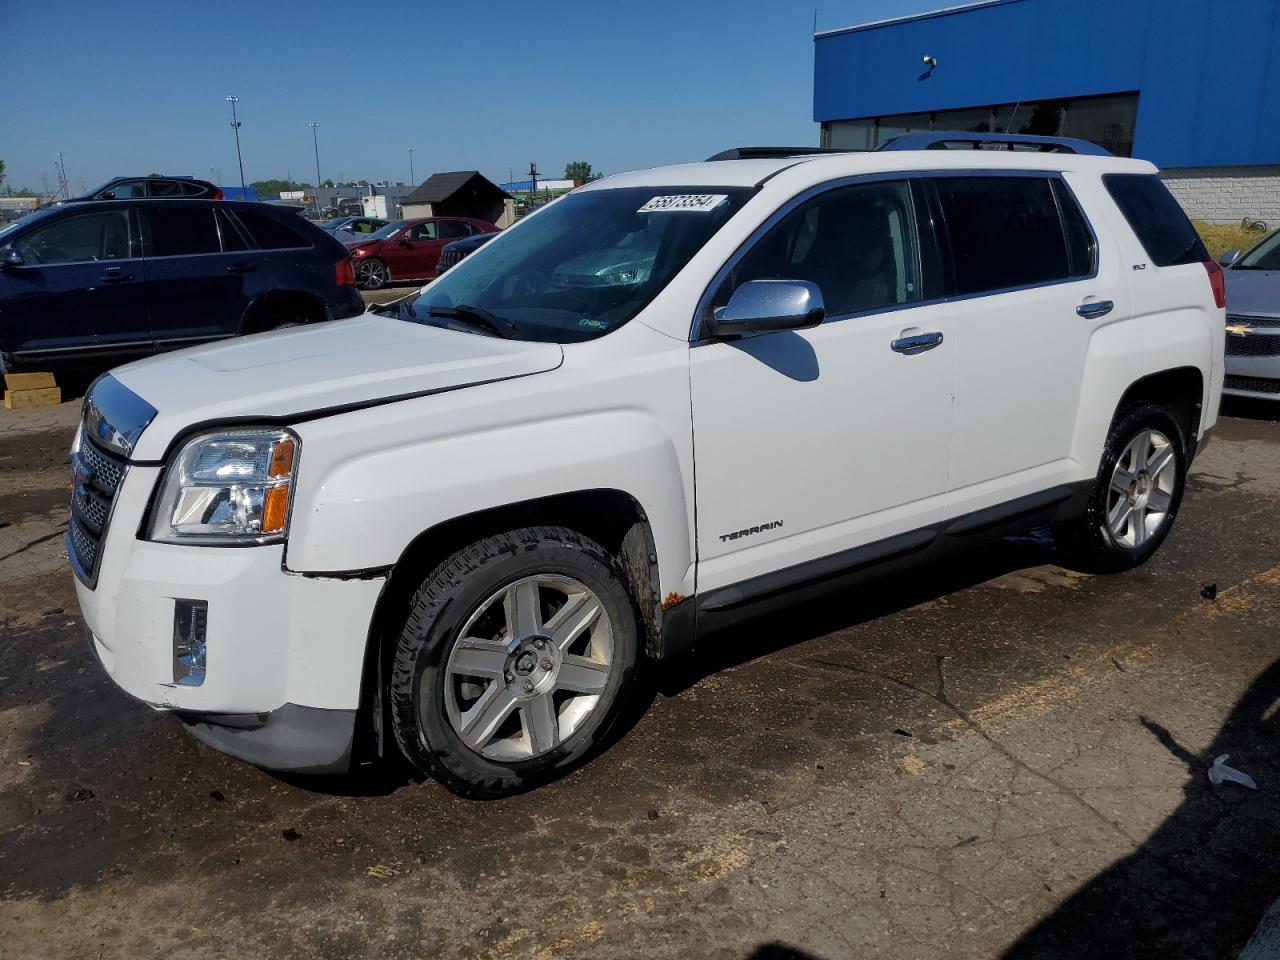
left=1103, top=173, right=1207, bottom=267
left=232, top=210, right=312, bottom=250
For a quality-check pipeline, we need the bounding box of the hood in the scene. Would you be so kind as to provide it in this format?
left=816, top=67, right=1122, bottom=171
left=1224, top=268, right=1280, bottom=318
left=112, top=314, right=563, bottom=462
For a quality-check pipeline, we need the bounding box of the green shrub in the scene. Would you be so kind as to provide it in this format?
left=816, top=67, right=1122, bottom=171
left=1194, top=220, right=1265, bottom=261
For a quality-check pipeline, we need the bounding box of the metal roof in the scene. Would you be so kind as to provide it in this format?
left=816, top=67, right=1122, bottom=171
left=403, top=171, right=510, bottom=205
left=815, top=0, right=1023, bottom=38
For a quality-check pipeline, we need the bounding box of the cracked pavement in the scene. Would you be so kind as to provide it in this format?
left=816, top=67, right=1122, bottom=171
left=1, top=398, right=1278, bottom=959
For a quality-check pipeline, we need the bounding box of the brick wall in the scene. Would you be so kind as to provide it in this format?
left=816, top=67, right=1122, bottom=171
left=1161, top=166, right=1280, bottom=225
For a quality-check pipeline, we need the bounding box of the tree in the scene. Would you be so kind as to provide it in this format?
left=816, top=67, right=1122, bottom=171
left=0, top=158, right=5, bottom=186
left=564, top=161, right=596, bottom=183
left=249, top=178, right=310, bottom=197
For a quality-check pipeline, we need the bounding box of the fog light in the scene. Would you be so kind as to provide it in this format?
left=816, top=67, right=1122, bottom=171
left=173, top=599, right=208, bottom=686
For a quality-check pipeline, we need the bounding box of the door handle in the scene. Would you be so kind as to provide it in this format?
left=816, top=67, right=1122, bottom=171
left=98, top=269, right=134, bottom=283
left=1077, top=299, right=1114, bottom=319
left=226, top=262, right=256, bottom=274
left=891, top=331, right=944, bottom=355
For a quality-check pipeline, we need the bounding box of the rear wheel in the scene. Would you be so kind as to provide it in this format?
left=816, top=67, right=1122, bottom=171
left=1054, top=403, right=1187, bottom=572
left=356, top=258, right=388, bottom=290
left=389, top=526, right=639, bottom=798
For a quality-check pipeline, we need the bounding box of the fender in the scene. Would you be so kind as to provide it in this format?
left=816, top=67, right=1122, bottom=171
left=284, top=378, right=697, bottom=602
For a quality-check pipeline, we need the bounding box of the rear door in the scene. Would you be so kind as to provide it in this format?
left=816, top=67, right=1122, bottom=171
left=140, top=204, right=248, bottom=347
left=0, top=207, right=151, bottom=365
left=933, top=173, right=1129, bottom=518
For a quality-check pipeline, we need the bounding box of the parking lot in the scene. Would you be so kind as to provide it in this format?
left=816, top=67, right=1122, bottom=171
left=0, top=397, right=1276, bottom=959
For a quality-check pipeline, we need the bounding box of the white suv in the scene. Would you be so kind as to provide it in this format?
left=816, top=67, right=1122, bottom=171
left=70, top=134, right=1225, bottom=797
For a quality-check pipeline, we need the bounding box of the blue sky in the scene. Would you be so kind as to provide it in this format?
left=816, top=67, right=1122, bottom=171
left=4, top=0, right=943, bottom=193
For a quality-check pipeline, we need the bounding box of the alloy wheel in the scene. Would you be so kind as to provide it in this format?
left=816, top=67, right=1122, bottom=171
left=1105, top=428, right=1176, bottom=548
left=438, top=574, right=614, bottom=761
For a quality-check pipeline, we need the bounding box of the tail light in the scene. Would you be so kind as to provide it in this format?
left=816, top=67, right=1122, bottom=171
left=1203, top=260, right=1226, bottom=310
left=212, top=187, right=224, bottom=201
left=335, top=257, right=356, bottom=287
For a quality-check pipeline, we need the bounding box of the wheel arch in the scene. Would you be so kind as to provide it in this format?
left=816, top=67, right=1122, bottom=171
left=239, top=290, right=327, bottom=335
left=1116, top=366, right=1205, bottom=457
left=353, top=489, right=673, bottom=765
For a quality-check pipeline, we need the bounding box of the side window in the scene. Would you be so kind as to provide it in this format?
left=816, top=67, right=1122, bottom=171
left=716, top=180, right=922, bottom=318
left=410, top=221, right=439, bottom=241
left=180, top=181, right=208, bottom=197
left=934, top=176, right=1071, bottom=294
left=149, top=180, right=184, bottom=198
left=437, top=220, right=471, bottom=240
left=100, top=181, right=145, bottom=200
left=1103, top=173, right=1207, bottom=267
left=147, top=207, right=221, bottom=256
left=1052, top=180, right=1097, bottom=278
left=231, top=210, right=311, bottom=250
left=215, top=209, right=252, bottom=252
left=13, top=210, right=133, bottom=264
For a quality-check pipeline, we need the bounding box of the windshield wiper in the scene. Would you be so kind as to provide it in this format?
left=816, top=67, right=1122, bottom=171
left=426, top=304, right=520, bottom=339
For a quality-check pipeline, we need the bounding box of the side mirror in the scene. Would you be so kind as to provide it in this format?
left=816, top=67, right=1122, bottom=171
left=1219, top=249, right=1244, bottom=268
left=1, top=247, right=23, bottom=269
left=706, top=279, right=825, bottom=338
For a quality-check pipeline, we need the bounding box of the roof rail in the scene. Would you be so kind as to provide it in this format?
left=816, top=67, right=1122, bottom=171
left=706, top=146, right=856, bottom=162
left=877, top=131, right=1112, bottom=157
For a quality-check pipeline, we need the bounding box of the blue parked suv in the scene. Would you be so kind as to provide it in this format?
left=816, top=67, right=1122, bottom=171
left=0, top=199, right=364, bottom=373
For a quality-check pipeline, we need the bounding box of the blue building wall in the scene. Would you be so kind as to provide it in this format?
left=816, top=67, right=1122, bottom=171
left=813, top=0, right=1280, bottom=168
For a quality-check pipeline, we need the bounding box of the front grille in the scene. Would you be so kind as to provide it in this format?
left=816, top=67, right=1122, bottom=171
left=69, top=436, right=127, bottom=587
left=1225, top=332, right=1280, bottom=357
left=439, top=249, right=462, bottom=270
left=1224, top=374, right=1280, bottom=395
left=1227, top=314, right=1280, bottom=329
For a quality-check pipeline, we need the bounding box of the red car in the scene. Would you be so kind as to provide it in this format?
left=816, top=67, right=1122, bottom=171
left=346, top=217, right=498, bottom=289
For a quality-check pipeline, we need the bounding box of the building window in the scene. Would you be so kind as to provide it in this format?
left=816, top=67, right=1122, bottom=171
left=821, top=92, right=1139, bottom=157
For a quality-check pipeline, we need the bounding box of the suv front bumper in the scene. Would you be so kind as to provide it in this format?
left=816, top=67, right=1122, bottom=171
left=74, top=465, right=386, bottom=773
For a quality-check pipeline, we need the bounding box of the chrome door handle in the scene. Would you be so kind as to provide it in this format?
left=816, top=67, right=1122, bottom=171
left=891, top=331, right=944, bottom=355
left=98, top=269, right=134, bottom=283
left=1077, top=300, right=1114, bottom=319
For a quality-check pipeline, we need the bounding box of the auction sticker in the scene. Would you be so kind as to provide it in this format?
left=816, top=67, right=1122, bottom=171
left=638, top=194, right=728, bottom=213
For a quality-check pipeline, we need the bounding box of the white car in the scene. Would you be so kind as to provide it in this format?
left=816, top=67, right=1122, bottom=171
left=70, top=134, right=1225, bottom=797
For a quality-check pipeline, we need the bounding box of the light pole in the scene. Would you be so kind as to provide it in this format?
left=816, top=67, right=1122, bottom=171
left=408, top=147, right=416, bottom=186
left=308, top=122, right=322, bottom=213
left=226, top=96, right=245, bottom=192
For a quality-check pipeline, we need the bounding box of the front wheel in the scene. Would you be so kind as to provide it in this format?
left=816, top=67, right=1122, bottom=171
left=1054, top=403, right=1187, bottom=573
left=389, top=526, right=639, bottom=798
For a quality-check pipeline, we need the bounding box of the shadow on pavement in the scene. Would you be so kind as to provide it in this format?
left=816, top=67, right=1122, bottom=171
left=658, top=533, right=1057, bottom=697
left=1003, top=655, right=1280, bottom=958
left=745, top=945, right=827, bottom=960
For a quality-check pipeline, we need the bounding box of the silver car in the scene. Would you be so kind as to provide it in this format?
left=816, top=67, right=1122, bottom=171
left=1221, top=229, right=1280, bottom=400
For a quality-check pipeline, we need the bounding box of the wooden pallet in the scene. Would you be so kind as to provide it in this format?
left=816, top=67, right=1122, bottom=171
left=3, top=372, right=61, bottom=409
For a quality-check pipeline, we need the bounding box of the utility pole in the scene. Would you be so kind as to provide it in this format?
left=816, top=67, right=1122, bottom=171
left=529, top=161, right=538, bottom=206
left=408, top=147, right=415, bottom=185
left=226, top=96, right=245, bottom=192
left=308, top=122, right=322, bottom=213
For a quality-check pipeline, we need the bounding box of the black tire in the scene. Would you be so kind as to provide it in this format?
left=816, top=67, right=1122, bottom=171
left=1053, top=402, right=1187, bottom=573
left=356, top=258, right=388, bottom=290
left=389, top=526, right=639, bottom=798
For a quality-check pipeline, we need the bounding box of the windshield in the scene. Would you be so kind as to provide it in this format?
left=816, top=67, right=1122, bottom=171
left=0, top=209, right=51, bottom=244
left=1236, top=230, right=1280, bottom=271
left=366, top=220, right=407, bottom=241
left=398, top=186, right=752, bottom=342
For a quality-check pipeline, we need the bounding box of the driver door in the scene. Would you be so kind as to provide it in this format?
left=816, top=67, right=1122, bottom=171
left=1, top=207, right=151, bottom=366
left=689, top=178, right=957, bottom=593
left=386, top=219, right=440, bottom=279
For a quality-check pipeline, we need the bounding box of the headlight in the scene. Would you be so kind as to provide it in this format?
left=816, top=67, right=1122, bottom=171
left=149, top=428, right=299, bottom=544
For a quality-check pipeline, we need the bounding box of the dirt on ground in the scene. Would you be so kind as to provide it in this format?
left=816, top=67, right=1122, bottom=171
left=1, top=397, right=1279, bottom=960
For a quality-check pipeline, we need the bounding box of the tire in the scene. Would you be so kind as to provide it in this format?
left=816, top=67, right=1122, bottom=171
left=356, top=258, right=388, bottom=290
left=1053, top=402, right=1187, bottom=573
left=389, top=526, right=639, bottom=798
